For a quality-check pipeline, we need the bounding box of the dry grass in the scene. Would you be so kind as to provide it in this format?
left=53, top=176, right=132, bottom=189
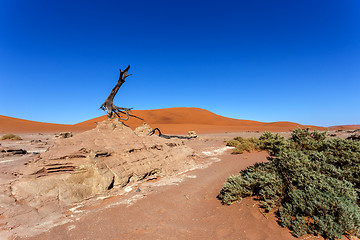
left=1, top=133, right=22, bottom=140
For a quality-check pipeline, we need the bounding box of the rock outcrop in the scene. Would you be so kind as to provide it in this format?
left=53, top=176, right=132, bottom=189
left=11, top=119, right=196, bottom=206
left=0, top=147, right=27, bottom=157
left=188, top=131, right=197, bottom=138
left=134, top=122, right=153, bottom=136
left=56, top=132, right=73, bottom=138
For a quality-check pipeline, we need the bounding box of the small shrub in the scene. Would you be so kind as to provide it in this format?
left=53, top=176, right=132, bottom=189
left=226, top=139, right=240, bottom=147
left=226, top=136, right=260, bottom=154
left=219, top=128, right=360, bottom=239
left=1, top=133, right=22, bottom=140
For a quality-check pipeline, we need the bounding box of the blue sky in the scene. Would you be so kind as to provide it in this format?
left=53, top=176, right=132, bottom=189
left=1, top=0, right=359, bottom=126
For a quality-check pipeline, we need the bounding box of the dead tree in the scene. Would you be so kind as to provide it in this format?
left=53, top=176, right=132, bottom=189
left=147, top=128, right=197, bottom=140
left=100, top=65, right=142, bottom=121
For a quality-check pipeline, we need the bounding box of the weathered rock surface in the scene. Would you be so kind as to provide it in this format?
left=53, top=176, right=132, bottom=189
left=30, top=139, right=42, bottom=144
left=188, top=131, right=197, bottom=138
left=56, top=132, right=73, bottom=138
left=134, top=122, right=153, bottom=136
left=0, top=147, right=27, bottom=157
left=11, top=119, right=196, bottom=206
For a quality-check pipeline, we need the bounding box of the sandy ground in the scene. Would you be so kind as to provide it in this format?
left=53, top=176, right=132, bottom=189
left=22, top=152, right=296, bottom=240
left=2, top=134, right=295, bottom=240
left=1, top=109, right=359, bottom=240
left=3, top=131, right=356, bottom=240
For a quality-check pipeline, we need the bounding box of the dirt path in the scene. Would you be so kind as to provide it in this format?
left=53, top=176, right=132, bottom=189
left=21, top=147, right=299, bottom=240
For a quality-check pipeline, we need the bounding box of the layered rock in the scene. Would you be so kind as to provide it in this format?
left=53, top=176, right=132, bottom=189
left=11, top=119, right=196, bottom=206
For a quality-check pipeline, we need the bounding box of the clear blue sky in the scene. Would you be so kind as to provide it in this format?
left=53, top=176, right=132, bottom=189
left=1, top=0, right=359, bottom=126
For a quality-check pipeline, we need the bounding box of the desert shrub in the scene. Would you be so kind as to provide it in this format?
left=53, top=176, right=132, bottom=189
left=257, top=131, right=287, bottom=156
left=226, top=136, right=260, bottom=154
left=289, top=128, right=327, bottom=151
left=226, top=139, right=240, bottom=147
left=219, top=128, right=360, bottom=239
left=1, top=133, right=22, bottom=140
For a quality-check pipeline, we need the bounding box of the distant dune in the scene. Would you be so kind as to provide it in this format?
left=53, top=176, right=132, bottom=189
left=0, top=115, right=74, bottom=134
left=328, top=125, right=360, bottom=131
left=1, top=107, right=356, bottom=134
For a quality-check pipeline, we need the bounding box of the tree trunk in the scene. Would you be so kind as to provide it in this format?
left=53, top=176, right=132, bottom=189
left=100, top=65, right=138, bottom=120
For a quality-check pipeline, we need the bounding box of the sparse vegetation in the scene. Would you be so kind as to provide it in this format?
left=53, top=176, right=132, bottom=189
left=226, top=136, right=260, bottom=154
left=226, top=132, right=288, bottom=155
left=1, top=133, right=22, bottom=140
left=219, top=129, right=360, bottom=239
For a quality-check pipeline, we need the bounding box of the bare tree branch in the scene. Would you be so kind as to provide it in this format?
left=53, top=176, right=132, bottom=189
left=147, top=128, right=197, bottom=140
left=100, top=65, right=143, bottom=121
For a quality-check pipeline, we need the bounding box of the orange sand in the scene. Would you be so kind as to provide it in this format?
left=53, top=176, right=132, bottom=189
left=329, top=125, right=360, bottom=131
left=0, top=115, right=74, bottom=134
left=1, top=107, right=353, bottom=134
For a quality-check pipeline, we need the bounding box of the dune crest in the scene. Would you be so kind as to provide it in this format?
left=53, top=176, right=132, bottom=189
left=0, top=107, right=342, bottom=134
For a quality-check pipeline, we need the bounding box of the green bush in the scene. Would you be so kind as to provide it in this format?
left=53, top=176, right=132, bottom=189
left=257, top=131, right=287, bottom=156
left=226, top=136, right=260, bottom=154
left=289, top=128, right=327, bottom=151
left=1, top=133, right=22, bottom=140
left=219, top=129, right=360, bottom=239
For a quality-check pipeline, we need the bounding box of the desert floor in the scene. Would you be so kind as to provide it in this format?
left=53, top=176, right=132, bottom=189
left=1, top=108, right=358, bottom=240
left=2, top=130, right=356, bottom=240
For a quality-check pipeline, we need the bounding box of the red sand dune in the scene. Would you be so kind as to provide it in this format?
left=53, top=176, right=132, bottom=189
left=328, top=125, right=360, bottom=131
left=0, top=115, right=74, bottom=134
left=0, top=107, right=352, bottom=134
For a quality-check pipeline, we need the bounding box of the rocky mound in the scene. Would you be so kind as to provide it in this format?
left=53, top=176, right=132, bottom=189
left=0, top=119, right=199, bottom=238
left=11, top=119, right=196, bottom=206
